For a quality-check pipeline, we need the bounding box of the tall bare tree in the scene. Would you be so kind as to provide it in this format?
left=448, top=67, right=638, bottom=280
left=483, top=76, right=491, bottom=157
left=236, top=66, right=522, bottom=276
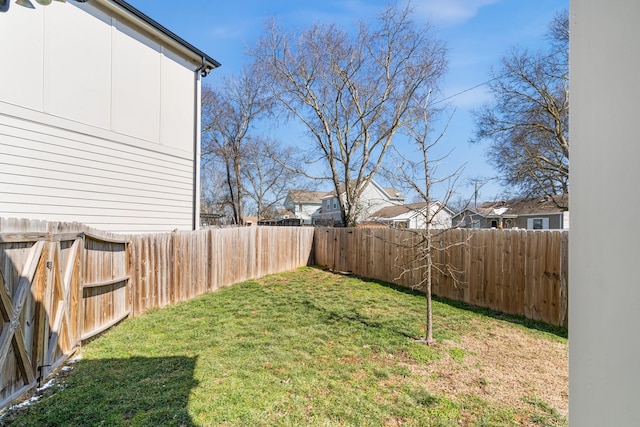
left=201, top=64, right=273, bottom=225
left=472, top=10, right=568, bottom=207
left=251, top=5, right=447, bottom=226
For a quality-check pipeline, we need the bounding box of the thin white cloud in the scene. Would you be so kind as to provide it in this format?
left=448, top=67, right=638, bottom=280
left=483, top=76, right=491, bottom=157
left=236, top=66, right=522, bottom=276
left=209, top=26, right=244, bottom=39
left=412, top=0, right=500, bottom=26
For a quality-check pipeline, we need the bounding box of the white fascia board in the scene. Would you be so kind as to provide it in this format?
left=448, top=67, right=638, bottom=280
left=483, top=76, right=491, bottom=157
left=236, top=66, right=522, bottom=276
left=91, top=0, right=220, bottom=73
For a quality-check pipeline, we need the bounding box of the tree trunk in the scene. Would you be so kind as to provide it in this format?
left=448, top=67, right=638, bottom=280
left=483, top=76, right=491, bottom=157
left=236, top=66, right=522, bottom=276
left=424, top=244, right=434, bottom=345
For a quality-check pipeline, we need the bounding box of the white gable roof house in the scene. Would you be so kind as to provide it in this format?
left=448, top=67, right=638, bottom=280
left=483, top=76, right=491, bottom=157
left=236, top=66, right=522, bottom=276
left=311, top=179, right=405, bottom=227
left=0, top=0, right=220, bottom=233
left=369, top=201, right=453, bottom=230
left=283, top=190, right=326, bottom=225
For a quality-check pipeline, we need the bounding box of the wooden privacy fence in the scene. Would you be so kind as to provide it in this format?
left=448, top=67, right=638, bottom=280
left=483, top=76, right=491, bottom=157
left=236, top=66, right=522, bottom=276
left=0, top=219, right=128, bottom=410
left=0, top=218, right=315, bottom=410
left=1, top=218, right=566, bottom=410
left=128, top=226, right=315, bottom=315
left=313, top=227, right=568, bottom=328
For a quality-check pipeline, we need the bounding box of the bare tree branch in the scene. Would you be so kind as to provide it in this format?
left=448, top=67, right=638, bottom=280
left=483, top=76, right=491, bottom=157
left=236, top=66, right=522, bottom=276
left=472, top=11, right=569, bottom=205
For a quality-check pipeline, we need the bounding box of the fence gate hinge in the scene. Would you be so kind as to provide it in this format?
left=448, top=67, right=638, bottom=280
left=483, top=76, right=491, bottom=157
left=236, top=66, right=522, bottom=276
left=37, top=364, right=52, bottom=388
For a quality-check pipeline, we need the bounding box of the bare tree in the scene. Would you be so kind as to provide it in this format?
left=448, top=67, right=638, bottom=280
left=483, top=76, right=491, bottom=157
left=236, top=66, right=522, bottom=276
left=200, top=163, right=233, bottom=224
left=241, top=137, right=306, bottom=220
left=472, top=10, right=568, bottom=207
left=385, top=98, right=466, bottom=345
left=251, top=4, right=447, bottom=227
left=201, top=64, right=273, bottom=225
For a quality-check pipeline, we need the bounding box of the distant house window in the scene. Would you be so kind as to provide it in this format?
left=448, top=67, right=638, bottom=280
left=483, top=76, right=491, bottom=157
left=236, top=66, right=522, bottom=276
left=491, top=220, right=498, bottom=228
left=528, top=217, right=550, bottom=230
left=333, top=200, right=337, bottom=209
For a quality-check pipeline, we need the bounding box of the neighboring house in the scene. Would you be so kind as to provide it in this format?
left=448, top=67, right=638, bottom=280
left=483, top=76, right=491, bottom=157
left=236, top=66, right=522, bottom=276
left=369, top=201, right=454, bottom=230
left=453, top=195, right=569, bottom=230
left=283, top=190, right=326, bottom=225
left=0, top=0, right=220, bottom=233
left=311, top=180, right=405, bottom=226
left=264, top=208, right=301, bottom=225
left=243, top=216, right=258, bottom=226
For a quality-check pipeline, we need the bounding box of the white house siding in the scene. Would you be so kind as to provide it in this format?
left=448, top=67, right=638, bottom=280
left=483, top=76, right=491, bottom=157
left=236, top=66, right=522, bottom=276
left=312, top=180, right=405, bottom=225
left=0, top=2, right=202, bottom=233
left=412, top=205, right=453, bottom=230
left=357, top=184, right=386, bottom=222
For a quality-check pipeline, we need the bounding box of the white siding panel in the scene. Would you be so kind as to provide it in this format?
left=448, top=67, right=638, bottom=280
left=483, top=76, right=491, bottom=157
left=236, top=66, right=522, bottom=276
left=44, top=4, right=112, bottom=129
left=0, top=111, right=194, bottom=233
left=0, top=6, right=45, bottom=111
left=0, top=1, right=202, bottom=233
left=3, top=144, right=191, bottom=190
left=112, top=21, right=161, bottom=142
left=161, top=52, right=196, bottom=151
left=0, top=183, right=189, bottom=207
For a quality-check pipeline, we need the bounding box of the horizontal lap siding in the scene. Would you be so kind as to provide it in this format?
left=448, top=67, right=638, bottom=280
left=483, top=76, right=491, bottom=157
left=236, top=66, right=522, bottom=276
left=0, top=114, right=193, bottom=233
left=0, top=2, right=199, bottom=234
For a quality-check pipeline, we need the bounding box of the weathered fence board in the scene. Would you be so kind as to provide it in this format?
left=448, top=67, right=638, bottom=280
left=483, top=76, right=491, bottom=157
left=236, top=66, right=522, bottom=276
left=0, top=218, right=128, bottom=409
left=126, top=226, right=315, bottom=316
left=313, top=227, right=568, bottom=327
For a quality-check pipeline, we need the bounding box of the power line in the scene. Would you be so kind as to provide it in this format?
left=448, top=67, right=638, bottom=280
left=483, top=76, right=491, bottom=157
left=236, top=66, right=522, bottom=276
left=432, top=76, right=500, bottom=106
left=431, top=48, right=566, bottom=106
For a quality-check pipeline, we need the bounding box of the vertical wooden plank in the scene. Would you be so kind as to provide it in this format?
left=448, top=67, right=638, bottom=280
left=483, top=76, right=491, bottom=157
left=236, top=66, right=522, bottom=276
left=558, top=231, right=569, bottom=328
left=469, top=230, right=483, bottom=307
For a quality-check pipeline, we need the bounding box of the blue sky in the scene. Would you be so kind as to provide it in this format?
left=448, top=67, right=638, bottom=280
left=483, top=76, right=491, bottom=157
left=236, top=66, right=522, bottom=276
left=127, top=0, right=568, bottom=202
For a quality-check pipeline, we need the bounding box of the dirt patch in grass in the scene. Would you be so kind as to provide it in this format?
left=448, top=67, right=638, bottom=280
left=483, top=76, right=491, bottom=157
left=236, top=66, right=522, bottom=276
left=412, top=319, right=568, bottom=418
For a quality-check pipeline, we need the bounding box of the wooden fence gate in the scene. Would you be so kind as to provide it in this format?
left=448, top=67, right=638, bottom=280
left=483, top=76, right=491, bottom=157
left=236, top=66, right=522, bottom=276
left=0, top=224, right=128, bottom=409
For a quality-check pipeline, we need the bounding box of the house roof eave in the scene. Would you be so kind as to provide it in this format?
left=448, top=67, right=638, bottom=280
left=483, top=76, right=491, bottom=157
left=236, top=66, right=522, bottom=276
left=100, top=0, right=221, bottom=74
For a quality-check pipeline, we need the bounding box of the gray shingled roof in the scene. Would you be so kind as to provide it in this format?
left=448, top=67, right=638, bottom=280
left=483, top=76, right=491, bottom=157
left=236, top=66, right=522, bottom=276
left=476, top=195, right=568, bottom=216
left=287, top=190, right=327, bottom=203
left=371, top=202, right=428, bottom=219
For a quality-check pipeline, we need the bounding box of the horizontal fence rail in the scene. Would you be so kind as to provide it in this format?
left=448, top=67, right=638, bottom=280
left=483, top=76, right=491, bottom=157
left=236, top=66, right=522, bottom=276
left=0, top=218, right=127, bottom=410
left=0, top=218, right=314, bottom=410
left=313, top=227, right=568, bottom=328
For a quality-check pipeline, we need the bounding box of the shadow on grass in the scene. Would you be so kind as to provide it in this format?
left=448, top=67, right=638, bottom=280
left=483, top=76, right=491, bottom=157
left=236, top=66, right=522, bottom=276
left=379, top=279, right=567, bottom=339
left=313, top=267, right=568, bottom=339
left=1, top=356, right=199, bottom=427
left=305, top=299, right=417, bottom=340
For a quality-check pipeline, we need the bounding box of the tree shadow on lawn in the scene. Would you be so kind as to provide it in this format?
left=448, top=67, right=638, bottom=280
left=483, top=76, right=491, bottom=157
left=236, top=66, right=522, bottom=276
left=336, top=272, right=568, bottom=339
left=2, top=356, right=199, bottom=427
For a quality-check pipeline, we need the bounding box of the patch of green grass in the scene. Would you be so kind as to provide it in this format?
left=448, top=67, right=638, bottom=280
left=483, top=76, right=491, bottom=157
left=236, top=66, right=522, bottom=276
left=449, top=347, right=467, bottom=364
left=1, top=267, right=566, bottom=426
left=523, top=396, right=567, bottom=426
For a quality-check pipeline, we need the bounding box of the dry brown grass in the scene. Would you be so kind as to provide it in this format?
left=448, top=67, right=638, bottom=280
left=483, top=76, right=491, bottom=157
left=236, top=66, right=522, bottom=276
left=411, top=319, right=568, bottom=419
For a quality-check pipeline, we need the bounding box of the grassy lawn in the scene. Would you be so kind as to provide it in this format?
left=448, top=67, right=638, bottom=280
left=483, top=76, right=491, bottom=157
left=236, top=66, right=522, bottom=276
left=1, top=267, right=567, bottom=427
